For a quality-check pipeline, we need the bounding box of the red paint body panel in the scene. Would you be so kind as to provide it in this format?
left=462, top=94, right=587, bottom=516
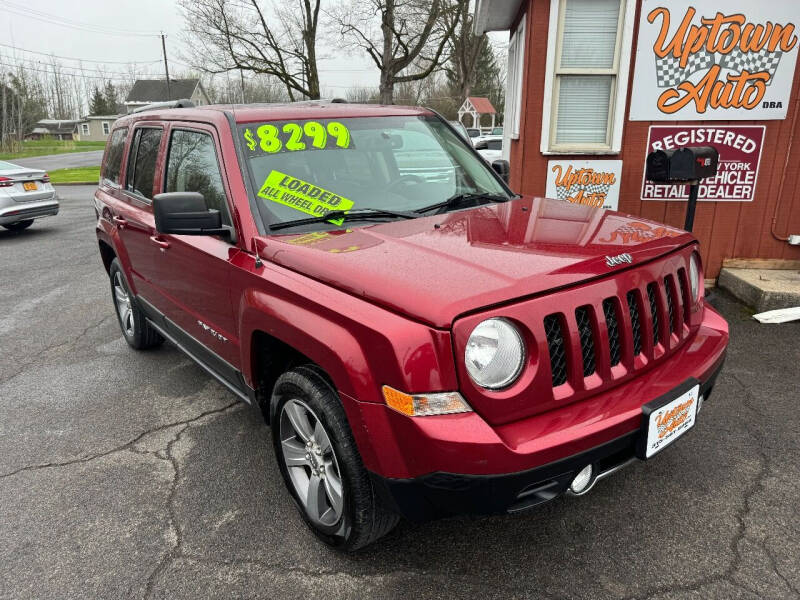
left=94, top=105, right=729, bottom=489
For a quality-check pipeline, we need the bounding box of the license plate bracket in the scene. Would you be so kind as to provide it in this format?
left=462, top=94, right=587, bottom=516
left=636, top=378, right=700, bottom=459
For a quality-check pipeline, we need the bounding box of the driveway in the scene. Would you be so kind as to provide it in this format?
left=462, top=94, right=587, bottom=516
left=11, top=150, right=104, bottom=171
left=1, top=186, right=798, bottom=599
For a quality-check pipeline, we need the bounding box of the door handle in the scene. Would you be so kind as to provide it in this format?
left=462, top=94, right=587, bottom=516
left=111, top=215, right=126, bottom=227
left=149, top=235, right=171, bottom=250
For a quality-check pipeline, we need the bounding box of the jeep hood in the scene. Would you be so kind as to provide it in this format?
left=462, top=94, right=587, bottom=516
left=260, top=196, right=693, bottom=328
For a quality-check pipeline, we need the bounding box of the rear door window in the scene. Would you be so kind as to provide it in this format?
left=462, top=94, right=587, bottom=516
left=125, top=128, right=163, bottom=200
left=164, top=129, right=230, bottom=225
left=101, top=127, right=128, bottom=187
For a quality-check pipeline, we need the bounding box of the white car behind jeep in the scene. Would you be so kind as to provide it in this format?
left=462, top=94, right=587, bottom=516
left=0, top=160, right=59, bottom=231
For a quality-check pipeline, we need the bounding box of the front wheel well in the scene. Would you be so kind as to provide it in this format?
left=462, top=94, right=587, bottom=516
left=251, top=331, right=332, bottom=422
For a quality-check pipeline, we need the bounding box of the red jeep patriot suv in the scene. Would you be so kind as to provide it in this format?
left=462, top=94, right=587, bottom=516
left=94, top=100, right=728, bottom=550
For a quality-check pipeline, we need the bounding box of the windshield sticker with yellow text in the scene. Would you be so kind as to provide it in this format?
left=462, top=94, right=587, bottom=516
left=243, top=121, right=351, bottom=154
left=258, top=170, right=354, bottom=225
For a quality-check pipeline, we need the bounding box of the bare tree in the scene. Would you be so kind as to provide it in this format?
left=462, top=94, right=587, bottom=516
left=179, top=0, right=322, bottom=101
left=334, top=0, right=460, bottom=104
left=445, top=0, right=483, bottom=101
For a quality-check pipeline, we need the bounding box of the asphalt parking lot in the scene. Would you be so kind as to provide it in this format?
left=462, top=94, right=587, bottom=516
left=1, top=186, right=799, bottom=599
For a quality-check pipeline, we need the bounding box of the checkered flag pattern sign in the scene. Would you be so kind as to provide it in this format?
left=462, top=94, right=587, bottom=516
left=655, top=50, right=715, bottom=88
left=720, top=48, right=783, bottom=85
left=556, top=181, right=612, bottom=201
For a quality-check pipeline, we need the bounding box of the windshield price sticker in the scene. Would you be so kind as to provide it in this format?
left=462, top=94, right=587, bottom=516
left=258, top=170, right=354, bottom=225
left=243, top=121, right=351, bottom=154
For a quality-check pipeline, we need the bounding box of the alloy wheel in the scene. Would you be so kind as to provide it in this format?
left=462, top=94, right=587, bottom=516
left=279, top=398, right=344, bottom=528
left=113, top=271, right=135, bottom=337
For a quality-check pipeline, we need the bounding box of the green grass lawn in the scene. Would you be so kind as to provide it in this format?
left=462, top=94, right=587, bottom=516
left=0, top=139, right=106, bottom=160
left=48, top=166, right=101, bottom=184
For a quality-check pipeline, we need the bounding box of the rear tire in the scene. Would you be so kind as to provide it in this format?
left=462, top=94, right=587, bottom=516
left=3, top=219, right=34, bottom=231
left=271, top=365, right=399, bottom=551
left=109, top=258, right=163, bottom=350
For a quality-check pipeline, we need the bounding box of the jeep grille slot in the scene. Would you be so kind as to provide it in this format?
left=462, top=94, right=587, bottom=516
left=626, top=290, right=643, bottom=356
left=647, top=283, right=661, bottom=346
left=543, top=314, right=568, bottom=387
left=575, top=306, right=596, bottom=376
left=664, top=276, right=676, bottom=333
left=678, top=267, right=690, bottom=322
left=602, top=298, right=622, bottom=367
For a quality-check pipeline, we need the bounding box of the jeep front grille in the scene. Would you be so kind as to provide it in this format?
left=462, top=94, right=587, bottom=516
left=543, top=263, right=691, bottom=389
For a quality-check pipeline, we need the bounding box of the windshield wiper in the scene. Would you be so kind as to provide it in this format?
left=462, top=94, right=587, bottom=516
left=415, top=192, right=511, bottom=215
left=269, top=207, right=417, bottom=231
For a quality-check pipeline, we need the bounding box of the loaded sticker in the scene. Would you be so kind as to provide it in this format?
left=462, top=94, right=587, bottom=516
left=243, top=121, right=351, bottom=154
left=258, top=170, right=354, bottom=225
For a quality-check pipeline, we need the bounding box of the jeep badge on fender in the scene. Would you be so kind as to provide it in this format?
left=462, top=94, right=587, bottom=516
left=605, top=253, right=633, bottom=267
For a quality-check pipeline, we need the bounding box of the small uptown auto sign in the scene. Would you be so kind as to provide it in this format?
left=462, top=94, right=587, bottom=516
left=630, top=0, right=800, bottom=120
left=641, top=125, right=766, bottom=202
left=545, top=160, right=623, bottom=211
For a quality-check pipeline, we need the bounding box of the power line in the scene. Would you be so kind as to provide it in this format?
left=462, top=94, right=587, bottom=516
left=0, top=60, right=154, bottom=82
left=0, top=42, right=160, bottom=65
left=0, top=0, right=160, bottom=37
left=0, top=56, right=162, bottom=79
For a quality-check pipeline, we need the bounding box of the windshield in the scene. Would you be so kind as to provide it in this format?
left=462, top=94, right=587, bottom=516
left=238, top=115, right=510, bottom=232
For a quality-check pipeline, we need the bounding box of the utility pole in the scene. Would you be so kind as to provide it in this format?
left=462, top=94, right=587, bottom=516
left=161, top=33, right=171, bottom=100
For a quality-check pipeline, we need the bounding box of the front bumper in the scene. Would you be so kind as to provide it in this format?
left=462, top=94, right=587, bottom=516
left=0, top=197, right=59, bottom=225
left=370, top=363, right=722, bottom=521
left=349, top=304, right=728, bottom=521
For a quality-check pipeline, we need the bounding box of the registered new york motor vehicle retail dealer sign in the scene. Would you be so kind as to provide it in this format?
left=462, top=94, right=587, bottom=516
left=641, top=125, right=765, bottom=202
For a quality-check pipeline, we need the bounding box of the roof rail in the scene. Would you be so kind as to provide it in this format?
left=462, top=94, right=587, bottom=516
left=132, top=98, right=196, bottom=114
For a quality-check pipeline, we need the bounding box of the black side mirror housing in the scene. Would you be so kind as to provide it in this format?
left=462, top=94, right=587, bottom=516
left=153, top=192, right=227, bottom=236
left=491, top=159, right=510, bottom=184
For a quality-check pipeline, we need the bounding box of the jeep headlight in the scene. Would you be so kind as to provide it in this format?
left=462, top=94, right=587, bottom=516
left=689, top=252, right=702, bottom=302
left=465, top=318, right=525, bottom=389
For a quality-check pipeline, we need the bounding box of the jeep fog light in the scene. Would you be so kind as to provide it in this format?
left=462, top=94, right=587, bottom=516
left=465, top=318, right=525, bottom=389
left=382, top=386, right=472, bottom=417
left=569, top=465, right=593, bottom=494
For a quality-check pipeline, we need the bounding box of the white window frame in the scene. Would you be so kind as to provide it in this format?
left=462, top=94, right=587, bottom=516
left=502, top=16, right=526, bottom=160
left=540, top=0, right=635, bottom=154
left=81, top=123, right=89, bottom=136
left=102, top=121, right=110, bottom=135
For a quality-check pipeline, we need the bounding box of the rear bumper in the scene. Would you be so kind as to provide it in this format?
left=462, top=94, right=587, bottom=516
left=0, top=197, right=59, bottom=224
left=350, top=303, right=728, bottom=521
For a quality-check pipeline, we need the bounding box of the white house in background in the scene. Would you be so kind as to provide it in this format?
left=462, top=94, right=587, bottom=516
left=457, top=96, right=497, bottom=131
left=75, top=115, right=123, bottom=142
left=124, top=79, right=210, bottom=113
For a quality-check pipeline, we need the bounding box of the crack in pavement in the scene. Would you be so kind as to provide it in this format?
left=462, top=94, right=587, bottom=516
left=0, top=312, right=115, bottom=385
left=0, top=401, right=240, bottom=480
left=621, top=374, right=775, bottom=600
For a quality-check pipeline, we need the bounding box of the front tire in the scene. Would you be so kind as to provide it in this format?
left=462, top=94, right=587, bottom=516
left=109, top=258, right=163, bottom=350
left=271, top=365, right=399, bottom=551
left=3, top=219, right=34, bottom=231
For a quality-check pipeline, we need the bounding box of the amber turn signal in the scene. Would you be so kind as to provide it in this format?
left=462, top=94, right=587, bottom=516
left=381, top=386, right=472, bottom=417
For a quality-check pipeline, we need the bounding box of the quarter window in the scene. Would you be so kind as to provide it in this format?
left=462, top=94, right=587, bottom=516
left=126, top=128, right=163, bottom=200
left=101, top=127, right=128, bottom=187
left=164, top=130, right=230, bottom=225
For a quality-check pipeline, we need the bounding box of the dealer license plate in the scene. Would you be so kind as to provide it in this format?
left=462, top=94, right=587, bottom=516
left=23, top=182, right=38, bottom=191
left=641, top=383, right=699, bottom=458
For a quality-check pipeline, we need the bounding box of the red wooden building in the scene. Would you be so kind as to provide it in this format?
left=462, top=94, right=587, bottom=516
left=475, top=0, right=800, bottom=278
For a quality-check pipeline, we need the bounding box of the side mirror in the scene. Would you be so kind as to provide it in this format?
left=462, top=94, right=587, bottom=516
left=153, top=192, right=226, bottom=236
left=491, top=159, right=510, bottom=184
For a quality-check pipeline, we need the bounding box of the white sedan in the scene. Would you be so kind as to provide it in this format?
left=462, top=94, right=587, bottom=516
left=0, top=160, right=59, bottom=231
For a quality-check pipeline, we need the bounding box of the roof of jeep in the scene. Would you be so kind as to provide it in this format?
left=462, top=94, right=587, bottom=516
left=114, top=102, right=434, bottom=127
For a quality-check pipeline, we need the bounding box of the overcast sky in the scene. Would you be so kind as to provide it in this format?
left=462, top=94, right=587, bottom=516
left=2, top=0, right=507, bottom=96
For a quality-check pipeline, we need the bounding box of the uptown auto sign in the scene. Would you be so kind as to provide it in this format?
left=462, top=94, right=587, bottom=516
left=630, top=0, right=800, bottom=120
left=641, top=126, right=765, bottom=202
